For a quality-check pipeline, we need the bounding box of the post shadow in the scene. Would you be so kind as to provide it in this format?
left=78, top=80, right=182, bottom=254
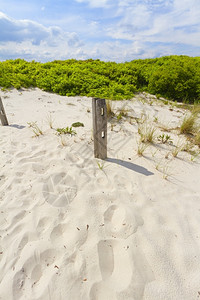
left=105, top=157, right=154, bottom=176
left=9, top=124, right=26, bottom=129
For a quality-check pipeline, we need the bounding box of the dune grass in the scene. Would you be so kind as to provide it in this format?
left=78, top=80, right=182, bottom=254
left=180, top=112, right=198, bottom=135
left=138, top=123, right=156, bottom=143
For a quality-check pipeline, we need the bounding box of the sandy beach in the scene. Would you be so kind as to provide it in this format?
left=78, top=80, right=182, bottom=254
left=0, top=88, right=200, bottom=300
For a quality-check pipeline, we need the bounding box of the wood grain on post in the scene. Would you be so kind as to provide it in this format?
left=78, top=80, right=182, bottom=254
left=0, top=97, right=8, bottom=126
left=92, top=98, right=107, bottom=159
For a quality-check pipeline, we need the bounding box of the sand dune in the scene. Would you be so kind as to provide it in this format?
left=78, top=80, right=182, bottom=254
left=0, top=88, right=200, bottom=300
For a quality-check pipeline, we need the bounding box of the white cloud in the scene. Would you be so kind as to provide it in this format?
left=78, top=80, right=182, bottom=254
left=75, top=0, right=111, bottom=8
left=0, top=12, right=61, bottom=45
left=0, top=12, right=84, bottom=61
left=1, top=0, right=200, bottom=62
left=106, top=0, right=200, bottom=48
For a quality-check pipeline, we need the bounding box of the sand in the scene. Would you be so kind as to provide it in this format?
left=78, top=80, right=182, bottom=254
left=0, top=88, right=200, bottom=300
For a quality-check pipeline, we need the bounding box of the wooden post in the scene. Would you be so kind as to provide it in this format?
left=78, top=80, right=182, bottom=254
left=0, top=97, right=8, bottom=126
left=92, top=98, right=107, bottom=159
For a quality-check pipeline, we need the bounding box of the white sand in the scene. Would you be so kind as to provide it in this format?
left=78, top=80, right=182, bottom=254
left=0, top=88, right=200, bottom=300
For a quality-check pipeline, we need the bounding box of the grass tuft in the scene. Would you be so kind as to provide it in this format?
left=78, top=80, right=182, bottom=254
left=28, top=121, right=43, bottom=137
left=137, top=141, right=149, bottom=156
left=194, top=132, right=200, bottom=147
left=180, top=112, right=198, bottom=135
left=138, top=123, right=156, bottom=143
left=106, top=100, right=115, bottom=119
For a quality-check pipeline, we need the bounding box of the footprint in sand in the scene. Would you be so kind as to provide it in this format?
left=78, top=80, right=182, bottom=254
left=104, top=204, right=143, bottom=239
left=90, top=205, right=154, bottom=300
left=90, top=240, right=132, bottom=300
left=50, top=221, right=88, bottom=252
left=90, top=239, right=154, bottom=300
left=43, top=172, right=77, bottom=207
left=13, top=269, right=26, bottom=300
left=12, top=246, right=58, bottom=299
left=36, top=217, right=51, bottom=234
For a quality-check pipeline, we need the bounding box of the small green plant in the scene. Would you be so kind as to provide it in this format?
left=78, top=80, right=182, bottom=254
left=164, top=100, right=169, bottom=106
left=96, top=161, right=105, bottom=170
left=116, top=113, right=123, bottom=121
left=71, top=122, right=84, bottom=127
left=153, top=117, right=158, bottom=123
left=27, top=122, right=43, bottom=137
left=157, top=134, right=173, bottom=144
left=56, top=126, right=76, bottom=135
left=117, top=111, right=128, bottom=121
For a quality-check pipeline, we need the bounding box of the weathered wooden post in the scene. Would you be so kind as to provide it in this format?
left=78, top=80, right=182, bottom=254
left=0, top=97, right=8, bottom=126
left=92, top=98, right=107, bottom=159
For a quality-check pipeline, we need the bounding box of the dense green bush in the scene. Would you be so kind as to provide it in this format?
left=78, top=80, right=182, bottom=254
left=0, top=56, right=200, bottom=103
left=148, top=56, right=200, bottom=102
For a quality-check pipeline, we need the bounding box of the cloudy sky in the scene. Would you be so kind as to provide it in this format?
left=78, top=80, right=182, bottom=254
left=0, top=0, right=200, bottom=62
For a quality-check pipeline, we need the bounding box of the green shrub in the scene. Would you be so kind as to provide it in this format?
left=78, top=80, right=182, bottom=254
left=71, top=122, right=84, bottom=127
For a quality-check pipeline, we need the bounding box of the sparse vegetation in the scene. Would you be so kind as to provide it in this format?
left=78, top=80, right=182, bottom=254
left=137, top=141, right=149, bottom=156
left=158, top=123, right=173, bottom=132
left=96, top=161, right=105, bottom=170
left=180, top=112, right=198, bottom=135
left=27, top=121, right=43, bottom=137
left=194, top=132, right=200, bottom=147
left=157, top=134, right=173, bottom=144
left=162, top=164, right=172, bottom=180
left=117, top=111, right=126, bottom=121
left=138, top=123, right=156, bottom=143
left=155, top=160, right=172, bottom=180
left=153, top=117, right=158, bottom=123
left=190, top=152, right=199, bottom=162
left=116, top=105, right=129, bottom=121
left=46, top=114, right=54, bottom=129
left=56, top=126, right=76, bottom=135
left=60, top=135, right=68, bottom=146
left=181, top=142, right=191, bottom=153
left=106, top=100, right=115, bottom=119
left=171, top=145, right=181, bottom=158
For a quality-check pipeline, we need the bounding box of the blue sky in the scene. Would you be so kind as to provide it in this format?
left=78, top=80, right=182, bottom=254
left=0, top=0, right=200, bottom=62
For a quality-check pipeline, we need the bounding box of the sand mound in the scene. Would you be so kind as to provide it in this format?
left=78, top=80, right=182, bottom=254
left=0, top=88, right=200, bottom=299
